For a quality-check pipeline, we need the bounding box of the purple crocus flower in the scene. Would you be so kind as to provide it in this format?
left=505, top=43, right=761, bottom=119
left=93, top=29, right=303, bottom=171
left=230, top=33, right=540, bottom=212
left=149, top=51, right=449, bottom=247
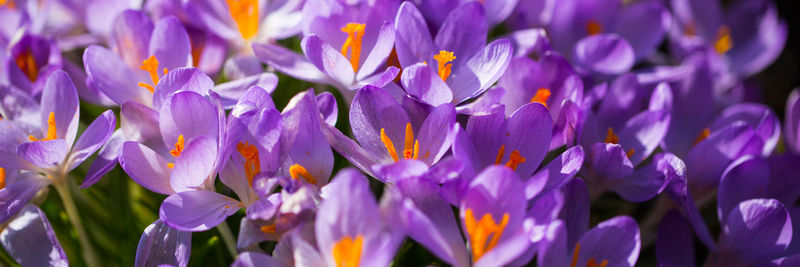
left=668, top=0, right=787, bottom=80
left=0, top=71, right=115, bottom=222
left=3, top=33, right=62, bottom=95
left=784, top=89, right=800, bottom=154
left=158, top=89, right=333, bottom=232
left=290, top=168, right=404, bottom=266
left=548, top=0, right=671, bottom=75
left=322, top=85, right=456, bottom=179
left=506, top=0, right=554, bottom=30
left=254, top=0, right=399, bottom=92
left=409, top=0, right=519, bottom=28
left=394, top=1, right=512, bottom=106
left=578, top=76, right=673, bottom=201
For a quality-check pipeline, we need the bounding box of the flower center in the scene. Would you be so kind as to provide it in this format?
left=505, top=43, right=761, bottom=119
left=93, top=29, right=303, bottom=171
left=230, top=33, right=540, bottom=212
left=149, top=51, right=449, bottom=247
left=464, top=208, right=509, bottom=262
left=433, top=50, right=456, bottom=81
left=714, top=25, right=732, bottom=54
left=15, top=49, right=38, bottom=82
left=380, top=123, right=420, bottom=162
left=137, top=55, right=169, bottom=93
left=0, top=0, right=17, bottom=9
left=604, top=128, right=634, bottom=158
left=167, top=135, right=185, bottom=169
left=529, top=88, right=552, bottom=108
left=340, top=23, right=366, bottom=72
left=237, top=141, right=261, bottom=186
left=586, top=19, right=603, bottom=36
left=571, top=242, right=609, bottom=267
left=260, top=224, right=276, bottom=234
left=332, top=235, right=363, bottom=267
left=226, top=0, right=259, bottom=40
left=289, top=164, right=317, bottom=184
left=28, top=112, right=57, bottom=141
left=494, top=145, right=526, bottom=171
left=0, top=167, right=5, bottom=190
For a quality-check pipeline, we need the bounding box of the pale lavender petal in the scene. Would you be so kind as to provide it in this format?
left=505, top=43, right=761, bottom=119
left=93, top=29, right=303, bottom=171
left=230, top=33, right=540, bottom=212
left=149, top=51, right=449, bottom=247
left=301, top=35, right=355, bottom=88
left=448, top=39, right=512, bottom=102
left=573, top=34, right=635, bottom=75
left=252, top=43, right=330, bottom=84
left=575, top=216, right=640, bottom=267
left=0, top=204, right=67, bottom=267
left=152, top=68, right=214, bottom=111
left=149, top=16, right=191, bottom=71
left=0, top=178, right=50, bottom=223
left=17, top=139, right=68, bottom=169
left=160, top=190, right=241, bottom=232
left=120, top=142, right=175, bottom=195
left=721, top=199, right=792, bottom=263
left=40, top=71, right=80, bottom=146
left=401, top=63, right=453, bottom=106
left=170, top=136, right=218, bottom=193
left=83, top=45, right=147, bottom=106
left=135, top=219, right=191, bottom=267
left=356, top=21, right=395, bottom=80
left=67, top=110, right=116, bottom=171
left=159, top=91, right=219, bottom=150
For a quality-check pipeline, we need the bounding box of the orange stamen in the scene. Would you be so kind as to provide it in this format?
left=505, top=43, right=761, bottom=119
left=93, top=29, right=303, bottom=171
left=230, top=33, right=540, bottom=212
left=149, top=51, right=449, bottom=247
left=289, top=164, right=317, bottom=184
left=138, top=55, right=167, bottom=93
left=15, top=49, right=38, bottom=81
left=401, top=123, right=420, bottom=160
left=530, top=88, right=552, bottom=108
left=495, top=145, right=506, bottom=165
left=260, top=224, right=276, bottom=234
left=380, top=128, right=399, bottom=162
left=28, top=112, right=57, bottom=141
left=714, top=25, right=732, bottom=54
left=604, top=127, right=619, bottom=144
left=693, top=127, right=711, bottom=146
left=464, top=209, right=510, bottom=262
left=571, top=242, right=609, bottom=267
left=332, top=235, right=363, bottom=267
left=504, top=150, right=526, bottom=171
left=433, top=50, right=455, bottom=81
left=237, top=141, right=261, bottom=186
left=169, top=135, right=185, bottom=157
left=586, top=20, right=603, bottom=36
left=340, top=23, right=366, bottom=72
left=0, top=167, right=5, bottom=189
left=226, top=0, right=259, bottom=40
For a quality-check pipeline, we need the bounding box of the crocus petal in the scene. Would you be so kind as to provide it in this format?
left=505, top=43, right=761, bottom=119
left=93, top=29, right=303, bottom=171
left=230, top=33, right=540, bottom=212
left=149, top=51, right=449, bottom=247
left=401, top=63, right=453, bottom=106
left=617, top=110, right=671, bottom=166
left=83, top=45, right=147, bottom=106
left=301, top=35, right=355, bottom=88
left=0, top=205, right=67, bottom=267
left=160, top=190, right=242, bottom=232
left=40, top=71, right=80, bottom=146
left=717, top=155, right=770, bottom=223
left=559, top=178, right=590, bottom=248
left=316, top=92, right=338, bottom=127
left=17, top=139, right=68, bottom=169
left=721, top=198, right=792, bottom=263
left=709, top=103, right=780, bottom=157
left=610, top=153, right=669, bottom=202
left=613, top=0, right=670, bottom=60
left=527, top=146, right=584, bottom=200
left=159, top=91, right=219, bottom=150
left=575, top=216, right=640, bottom=267
left=232, top=252, right=286, bottom=267
left=0, top=85, right=39, bottom=123
left=252, top=43, right=330, bottom=84
left=152, top=68, right=214, bottom=111
left=149, top=16, right=191, bottom=71
left=280, top=90, right=334, bottom=185
left=415, top=104, right=456, bottom=165
left=372, top=160, right=429, bottom=184
left=505, top=102, right=553, bottom=177
left=656, top=210, right=695, bottom=267
left=110, top=10, right=153, bottom=69
left=246, top=198, right=278, bottom=222
left=135, top=219, right=191, bottom=267
left=0, top=123, right=37, bottom=170
left=573, top=34, right=635, bottom=75
left=120, top=142, right=175, bottom=195
left=0, top=178, right=50, bottom=223
left=214, top=73, right=278, bottom=109
left=82, top=130, right=124, bottom=188
left=394, top=2, right=435, bottom=67
left=434, top=1, right=488, bottom=68
left=170, top=136, right=218, bottom=193
left=461, top=166, right=527, bottom=246
left=448, top=39, right=513, bottom=103
left=67, top=110, right=116, bottom=171
left=587, top=143, right=635, bottom=180
left=686, top=123, right=761, bottom=193
left=356, top=21, right=395, bottom=80
left=785, top=89, right=800, bottom=153
left=321, top=125, right=381, bottom=178
left=726, top=0, right=787, bottom=77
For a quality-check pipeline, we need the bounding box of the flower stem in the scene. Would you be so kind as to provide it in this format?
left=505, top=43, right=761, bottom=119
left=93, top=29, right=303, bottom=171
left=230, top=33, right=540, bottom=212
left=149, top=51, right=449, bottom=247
left=53, top=180, right=100, bottom=267
left=216, top=221, right=238, bottom=258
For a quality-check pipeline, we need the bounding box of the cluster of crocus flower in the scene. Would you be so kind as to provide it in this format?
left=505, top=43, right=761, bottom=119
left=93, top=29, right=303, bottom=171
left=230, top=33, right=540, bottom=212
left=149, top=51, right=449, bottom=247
left=0, top=0, right=794, bottom=266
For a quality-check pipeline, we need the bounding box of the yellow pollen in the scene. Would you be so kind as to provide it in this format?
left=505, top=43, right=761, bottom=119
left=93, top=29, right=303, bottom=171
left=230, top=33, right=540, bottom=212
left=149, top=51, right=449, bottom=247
left=260, top=224, right=276, bottom=234
left=289, top=164, right=317, bottom=184
left=1, top=0, right=17, bottom=8
left=332, top=235, right=363, bottom=267
left=380, top=128, right=399, bottom=162
left=169, top=135, right=185, bottom=157
left=530, top=88, right=552, bottom=108
left=0, top=167, right=5, bottom=189
left=138, top=55, right=168, bottom=93
left=586, top=20, right=603, bottom=36
left=714, top=25, right=733, bottom=54
left=433, top=50, right=455, bottom=81
left=626, top=148, right=635, bottom=158
left=15, top=49, right=38, bottom=82
left=191, top=39, right=205, bottom=67
left=604, top=127, right=619, bottom=144
left=464, top=209, right=510, bottom=262
left=237, top=142, right=260, bottom=186
left=226, top=0, right=259, bottom=40
left=570, top=242, right=609, bottom=267
left=167, top=163, right=175, bottom=169
left=693, top=127, right=711, bottom=146
left=401, top=123, right=420, bottom=160
left=340, top=23, right=366, bottom=72
left=28, top=112, right=57, bottom=141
